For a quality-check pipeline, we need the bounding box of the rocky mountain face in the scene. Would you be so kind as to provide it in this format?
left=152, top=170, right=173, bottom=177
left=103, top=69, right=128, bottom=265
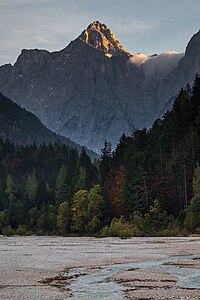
left=0, top=21, right=200, bottom=152
left=157, top=30, right=200, bottom=109
left=0, top=93, right=96, bottom=158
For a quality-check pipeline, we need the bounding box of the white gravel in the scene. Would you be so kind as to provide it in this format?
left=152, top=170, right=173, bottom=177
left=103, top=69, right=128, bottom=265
left=0, top=235, right=199, bottom=299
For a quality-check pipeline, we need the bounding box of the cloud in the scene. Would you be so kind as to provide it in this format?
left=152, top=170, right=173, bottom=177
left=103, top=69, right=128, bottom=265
left=143, top=52, right=184, bottom=77
left=128, top=53, right=148, bottom=65
left=128, top=51, right=184, bottom=78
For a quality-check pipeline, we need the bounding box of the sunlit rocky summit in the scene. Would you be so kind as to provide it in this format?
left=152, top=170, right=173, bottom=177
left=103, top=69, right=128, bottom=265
left=79, top=21, right=132, bottom=57
left=0, top=21, right=200, bottom=152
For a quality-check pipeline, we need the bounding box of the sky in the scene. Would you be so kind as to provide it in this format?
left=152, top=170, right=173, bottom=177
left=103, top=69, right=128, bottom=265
left=0, top=0, right=200, bottom=66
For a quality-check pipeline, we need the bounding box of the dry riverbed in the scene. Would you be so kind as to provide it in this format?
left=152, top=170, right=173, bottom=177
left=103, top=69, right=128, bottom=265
left=0, top=236, right=199, bottom=299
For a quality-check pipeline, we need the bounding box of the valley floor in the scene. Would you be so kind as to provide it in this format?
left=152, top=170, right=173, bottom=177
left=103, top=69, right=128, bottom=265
left=0, top=236, right=199, bottom=299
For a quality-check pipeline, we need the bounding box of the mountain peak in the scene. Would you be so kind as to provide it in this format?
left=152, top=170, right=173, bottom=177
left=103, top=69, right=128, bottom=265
left=78, top=21, right=132, bottom=57
left=87, top=20, right=108, bottom=31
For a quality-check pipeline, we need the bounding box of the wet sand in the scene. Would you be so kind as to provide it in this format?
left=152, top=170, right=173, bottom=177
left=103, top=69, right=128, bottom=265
left=0, top=236, right=199, bottom=299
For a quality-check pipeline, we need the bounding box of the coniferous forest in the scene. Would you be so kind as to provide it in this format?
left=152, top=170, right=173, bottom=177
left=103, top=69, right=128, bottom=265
left=1, top=75, right=200, bottom=237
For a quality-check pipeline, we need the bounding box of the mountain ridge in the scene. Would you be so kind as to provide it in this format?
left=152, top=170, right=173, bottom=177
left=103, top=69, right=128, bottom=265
left=0, top=22, right=200, bottom=152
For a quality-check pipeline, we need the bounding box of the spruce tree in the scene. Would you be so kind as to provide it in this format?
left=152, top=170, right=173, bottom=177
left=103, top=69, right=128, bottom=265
left=99, top=140, right=112, bottom=184
left=4, top=175, right=16, bottom=208
left=25, top=170, right=38, bottom=207
left=57, top=202, right=70, bottom=235
left=55, top=165, right=68, bottom=207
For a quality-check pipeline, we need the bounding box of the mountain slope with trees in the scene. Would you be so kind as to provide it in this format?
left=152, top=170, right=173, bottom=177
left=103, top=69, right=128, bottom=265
left=0, top=76, right=200, bottom=236
left=0, top=93, right=96, bottom=157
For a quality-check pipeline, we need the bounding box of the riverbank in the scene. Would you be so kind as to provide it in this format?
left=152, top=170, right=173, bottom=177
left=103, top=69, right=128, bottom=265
left=0, top=236, right=199, bottom=299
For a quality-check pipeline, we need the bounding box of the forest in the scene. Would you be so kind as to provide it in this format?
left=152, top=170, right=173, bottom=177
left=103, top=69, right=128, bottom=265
left=0, top=75, right=200, bottom=237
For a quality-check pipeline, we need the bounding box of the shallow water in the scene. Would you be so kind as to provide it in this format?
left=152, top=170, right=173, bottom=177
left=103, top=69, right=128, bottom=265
left=68, top=254, right=200, bottom=299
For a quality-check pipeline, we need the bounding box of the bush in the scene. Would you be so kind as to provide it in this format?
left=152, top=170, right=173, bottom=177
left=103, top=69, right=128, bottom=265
left=16, top=225, right=33, bottom=236
left=2, top=225, right=15, bottom=236
left=184, top=198, right=200, bottom=230
left=194, top=227, right=200, bottom=234
left=100, top=216, right=134, bottom=238
left=131, top=211, right=145, bottom=236
left=155, top=215, right=181, bottom=236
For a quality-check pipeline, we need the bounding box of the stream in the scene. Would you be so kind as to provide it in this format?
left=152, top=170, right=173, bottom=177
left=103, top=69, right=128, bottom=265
left=67, top=254, right=200, bottom=299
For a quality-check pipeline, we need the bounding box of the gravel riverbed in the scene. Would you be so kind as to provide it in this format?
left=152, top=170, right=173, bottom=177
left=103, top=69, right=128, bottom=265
left=0, top=236, right=199, bottom=299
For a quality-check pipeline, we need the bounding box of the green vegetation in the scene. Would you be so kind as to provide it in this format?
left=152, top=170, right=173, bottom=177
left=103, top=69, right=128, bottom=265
left=1, top=75, right=200, bottom=236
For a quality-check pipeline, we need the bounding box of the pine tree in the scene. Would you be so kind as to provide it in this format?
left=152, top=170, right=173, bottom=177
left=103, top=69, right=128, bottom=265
left=87, top=185, right=105, bottom=233
left=25, top=170, right=38, bottom=207
left=193, top=164, right=200, bottom=200
left=190, top=74, right=200, bottom=126
left=10, top=199, right=26, bottom=228
left=55, top=165, right=68, bottom=207
left=57, top=202, right=70, bottom=235
left=4, top=175, right=16, bottom=208
left=75, top=165, right=87, bottom=191
left=76, top=147, right=98, bottom=189
left=124, top=166, right=149, bottom=214
left=184, top=164, right=200, bottom=230
left=71, top=190, right=89, bottom=233
left=107, top=165, right=128, bottom=218
left=99, top=140, right=112, bottom=184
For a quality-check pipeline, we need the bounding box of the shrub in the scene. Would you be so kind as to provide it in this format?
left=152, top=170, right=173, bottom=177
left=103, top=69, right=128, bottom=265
left=100, top=216, right=134, bottom=238
left=131, top=211, right=145, bottom=236
left=184, top=198, right=200, bottom=230
left=2, top=225, right=15, bottom=236
left=16, top=225, right=33, bottom=236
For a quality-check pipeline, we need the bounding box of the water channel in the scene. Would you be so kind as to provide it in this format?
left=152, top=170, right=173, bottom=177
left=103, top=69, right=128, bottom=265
left=67, top=254, right=200, bottom=299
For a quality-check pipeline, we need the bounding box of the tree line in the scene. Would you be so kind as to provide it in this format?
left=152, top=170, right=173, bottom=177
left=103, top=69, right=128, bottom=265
left=1, top=75, right=200, bottom=236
